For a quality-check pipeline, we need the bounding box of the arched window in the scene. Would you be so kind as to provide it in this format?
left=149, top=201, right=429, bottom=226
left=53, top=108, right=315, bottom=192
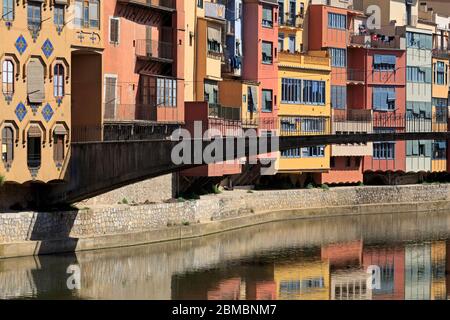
left=2, top=60, right=14, bottom=95
left=3, top=0, right=14, bottom=21
left=1, top=127, right=14, bottom=164
left=54, top=64, right=64, bottom=97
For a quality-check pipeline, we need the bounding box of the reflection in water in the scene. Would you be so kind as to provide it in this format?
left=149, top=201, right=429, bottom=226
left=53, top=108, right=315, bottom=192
left=1, top=210, right=450, bottom=300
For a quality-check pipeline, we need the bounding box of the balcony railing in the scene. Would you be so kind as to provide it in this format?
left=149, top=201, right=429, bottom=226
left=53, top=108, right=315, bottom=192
left=208, top=104, right=241, bottom=121
left=117, top=0, right=175, bottom=10
left=347, top=69, right=365, bottom=83
left=350, top=34, right=405, bottom=50
left=135, top=39, right=173, bottom=61
left=279, top=15, right=304, bottom=28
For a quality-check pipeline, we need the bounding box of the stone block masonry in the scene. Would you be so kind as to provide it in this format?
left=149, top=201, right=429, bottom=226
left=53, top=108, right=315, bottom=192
left=1, top=184, right=450, bottom=257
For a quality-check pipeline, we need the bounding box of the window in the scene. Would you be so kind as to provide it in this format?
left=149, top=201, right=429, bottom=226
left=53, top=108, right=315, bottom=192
left=262, top=89, right=273, bottom=112
left=406, top=32, right=432, bottom=50
left=207, top=26, right=222, bottom=53
left=27, top=59, right=45, bottom=104
left=328, top=13, right=346, bottom=29
left=373, top=86, right=396, bottom=111
left=303, top=146, right=325, bottom=158
left=27, top=127, right=41, bottom=169
left=281, top=146, right=325, bottom=158
left=262, top=6, right=273, bottom=28
left=278, top=1, right=284, bottom=25
left=373, top=54, right=396, bottom=71
left=288, top=36, right=295, bottom=53
left=157, top=78, right=177, bottom=107
left=2, top=127, right=13, bottom=165
left=247, top=86, right=258, bottom=112
left=109, top=17, right=120, bottom=44
left=54, top=4, right=64, bottom=28
left=2, top=60, right=14, bottom=96
left=434, top=62, right=447, bottom=85
left=53, top=134, right=65, bottom=163
left=53, top=64, right=64, bottom=98
left=281, top=78, right=301, bottom=104
left=331, top=85, right=346, bottom=109
left=407, top=66, right=432, bottom=83
left=74, top=0, right=99, bottom=29
left=406, top=140, right=431, bottom=157
left=434, top=98, right=448, bottom=123
left=204, top=80, right=218, bottom=105
left=373, top=142, right=395, bottom=159
left=262, top=41, right=273, bottom=64
left=433, top=141, right=446, bottom=160
left=406, top=102, right=432, bottom=119
left=278, top=33, right=284, bottom=51
left=330, top=48, right=346, bottom=67
left=3, top=0, right=14, bottom=21
left=303, top=80, right=326, bottom=105
left=281, top=147, right=302, bottom=158
left=27, top=1, right=41, bottom=31
left=197, top=0, right=203, bottom=8
left=104, top=76, right=117, bottom=119
left=301, top=118, right=325, bottom=133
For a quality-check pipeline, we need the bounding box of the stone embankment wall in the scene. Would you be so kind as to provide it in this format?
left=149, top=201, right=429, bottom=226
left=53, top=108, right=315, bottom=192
left=1, top=184, right=450, bottom=245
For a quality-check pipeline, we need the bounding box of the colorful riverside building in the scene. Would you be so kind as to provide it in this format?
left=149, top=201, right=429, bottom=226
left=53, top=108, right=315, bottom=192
left=100, top=0, right=185, bottom=134
left=0, top=0, right=103, bottom=184
left=346, top=33, right=407, bottom=174
left=276, top=0, right=332, bottom=185
left=418, top=3, right=450, bottom=173
left=180, top=0, right=243, bottom=180
left=181, top=0, right=280, bottom=182
left=307, top=0, right=373, bottom=184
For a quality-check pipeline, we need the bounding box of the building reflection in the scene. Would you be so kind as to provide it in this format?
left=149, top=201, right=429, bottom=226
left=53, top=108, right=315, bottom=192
left=171, top=240, right=449, bottom=301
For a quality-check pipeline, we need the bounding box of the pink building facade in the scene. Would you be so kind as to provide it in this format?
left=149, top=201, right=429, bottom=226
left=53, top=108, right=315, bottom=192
left=102, top=0, right=185, bottom=125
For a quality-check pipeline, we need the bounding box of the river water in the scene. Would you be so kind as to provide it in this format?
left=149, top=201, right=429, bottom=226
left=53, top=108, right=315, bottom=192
left=1, top=210, right=450, bottom=300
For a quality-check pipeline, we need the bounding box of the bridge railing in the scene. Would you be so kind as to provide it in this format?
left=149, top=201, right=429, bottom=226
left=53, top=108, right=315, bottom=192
left=72, top=122, right=181, bottom=142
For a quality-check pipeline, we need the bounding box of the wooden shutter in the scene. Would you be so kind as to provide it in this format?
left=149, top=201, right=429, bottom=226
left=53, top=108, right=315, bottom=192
left=2, top=127, right=13, bottom=163
left=110, top=18, right=119, bottom=43
left=54, top=134, right=64, bottom=162
left=27, top=59, right=45, bottom=104
left=104, top=77, right=117, bottom=119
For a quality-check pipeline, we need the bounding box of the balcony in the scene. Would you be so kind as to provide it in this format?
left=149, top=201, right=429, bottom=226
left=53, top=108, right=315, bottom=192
left=204, top=1, right=226, bottom=21
left=347, top=68, right=365, bottom=84
left=433, top=47, right=450, bottom=59
left=278, top=51, right=331, bottom=71
left=349, top=34, right=406, bottom=50
left=135, top=39, right=173, bottom=62
left=117, top=0, right=175, bottom=11
left=279, top=15, right=305, bottom=29
left=332, top=109, right=373, bottom=157
left=208, top=104, right=241, bottom=121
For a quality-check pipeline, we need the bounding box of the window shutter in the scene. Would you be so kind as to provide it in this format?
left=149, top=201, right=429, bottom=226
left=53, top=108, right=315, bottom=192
left=425, top=141, right=432, bottom=157
left=251, top=86, right=258, bottom=111
left=411, top=141, right=419, bottom=155
left=406, top=141, right=413, bottom=156
left=110, top=18, right=119, bottom=43
left=27, top=59, right=45, bottom=104
left=104, top=77, right=117, bottom=119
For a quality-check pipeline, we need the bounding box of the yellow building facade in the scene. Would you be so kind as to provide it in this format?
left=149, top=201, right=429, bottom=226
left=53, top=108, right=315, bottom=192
left=431, top=56, right=449, bottom=172
left=0, top=0, right=103, bottom=184
left=274, top=260, right=330, bottom=300
left=277, top=51, right=332, bottom=173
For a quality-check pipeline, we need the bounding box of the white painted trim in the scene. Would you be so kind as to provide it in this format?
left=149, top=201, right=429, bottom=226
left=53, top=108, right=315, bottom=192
left=108, top=16, right=120, bottom=45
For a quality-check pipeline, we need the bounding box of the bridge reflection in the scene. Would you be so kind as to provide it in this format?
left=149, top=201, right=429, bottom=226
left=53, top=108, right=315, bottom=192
left=1, top=211, right=450, bottom=300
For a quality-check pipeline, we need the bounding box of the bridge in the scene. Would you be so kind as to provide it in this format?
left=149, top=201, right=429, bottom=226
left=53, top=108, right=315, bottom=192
left=38, top=115, right=450, bottom=205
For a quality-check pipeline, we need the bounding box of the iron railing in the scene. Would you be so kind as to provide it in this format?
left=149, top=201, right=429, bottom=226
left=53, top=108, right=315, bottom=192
left=135, top=39, right=173, bottom=61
